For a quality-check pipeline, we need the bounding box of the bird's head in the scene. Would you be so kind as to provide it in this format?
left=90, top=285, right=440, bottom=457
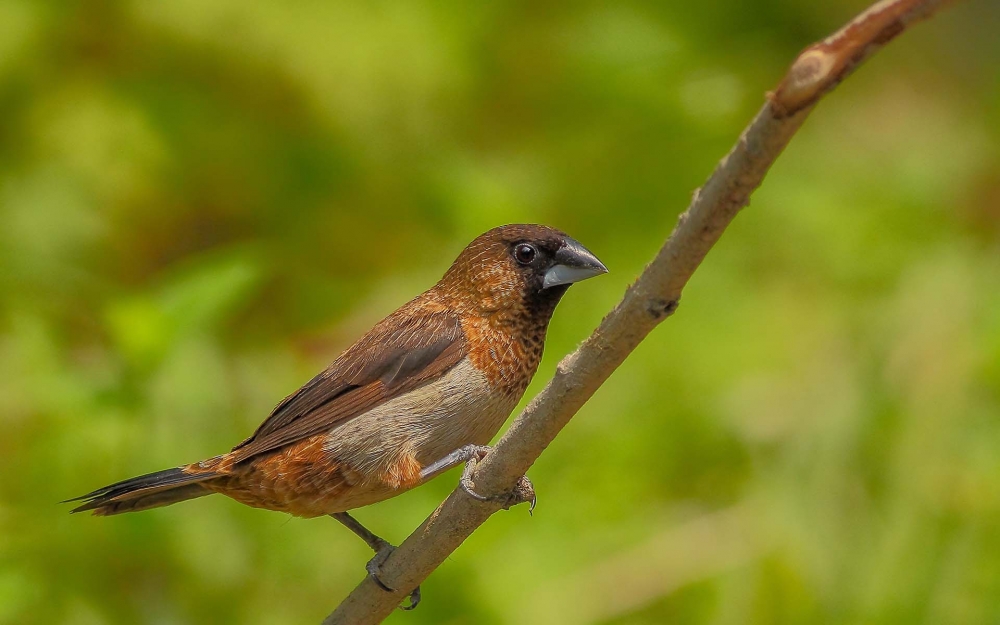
left=436, top=224, right=607, bottom=323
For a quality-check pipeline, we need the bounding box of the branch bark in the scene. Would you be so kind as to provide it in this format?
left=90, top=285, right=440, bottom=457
left=324, top=1, right=956, bottom=622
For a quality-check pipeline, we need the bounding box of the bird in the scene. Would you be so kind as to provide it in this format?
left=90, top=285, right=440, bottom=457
left=67, top=224, right=607, bottom=609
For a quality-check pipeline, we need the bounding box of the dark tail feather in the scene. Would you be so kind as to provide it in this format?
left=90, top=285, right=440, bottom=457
left=65, top=466, right=220, bottom=516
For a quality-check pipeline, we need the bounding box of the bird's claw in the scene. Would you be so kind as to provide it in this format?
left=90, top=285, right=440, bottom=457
left=399, top=586, right=421, bottom=611
left=365, top=542, right=395, bottom=591
left=459, top=452, right=537, bottom=513
left=365, top=542, right=421, bottom=610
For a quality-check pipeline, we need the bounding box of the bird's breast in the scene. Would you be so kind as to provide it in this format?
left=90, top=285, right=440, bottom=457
left=461, top=316, right=543, bottom=395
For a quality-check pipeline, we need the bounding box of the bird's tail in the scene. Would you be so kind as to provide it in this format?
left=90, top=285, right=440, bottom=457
left=66, top=464, right=221, bottom=516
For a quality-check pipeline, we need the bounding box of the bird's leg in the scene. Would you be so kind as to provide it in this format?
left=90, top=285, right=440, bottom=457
left=419, top=444, right=537, bottom=513
left=418, top=444, right=491, bottom=482
left=330, top=512, right=421, bottom=610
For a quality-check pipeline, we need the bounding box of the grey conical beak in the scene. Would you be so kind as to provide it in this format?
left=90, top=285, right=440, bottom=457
left=542, top=237, right=608, bottom=289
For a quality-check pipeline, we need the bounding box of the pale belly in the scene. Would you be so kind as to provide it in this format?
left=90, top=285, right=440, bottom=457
left=322, top=358, right=518, bottom=509
left=211, top=358, right=519, bottom=517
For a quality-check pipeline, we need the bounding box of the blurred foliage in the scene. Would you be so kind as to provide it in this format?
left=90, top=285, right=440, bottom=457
left=1, top=1, right=999, bottom=624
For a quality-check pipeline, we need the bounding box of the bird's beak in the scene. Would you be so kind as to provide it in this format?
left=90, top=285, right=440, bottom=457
left=543, top=237, right=608, bottom=289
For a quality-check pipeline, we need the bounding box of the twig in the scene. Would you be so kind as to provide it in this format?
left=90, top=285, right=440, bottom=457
left=323, top=1, right=957, bottom=622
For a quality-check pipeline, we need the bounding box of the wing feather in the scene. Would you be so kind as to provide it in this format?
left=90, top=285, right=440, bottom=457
left=229, top=309, right=466, bottom=464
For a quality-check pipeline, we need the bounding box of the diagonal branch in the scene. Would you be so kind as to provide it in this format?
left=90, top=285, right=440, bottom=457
left=324, top=0, right=958, bottom=622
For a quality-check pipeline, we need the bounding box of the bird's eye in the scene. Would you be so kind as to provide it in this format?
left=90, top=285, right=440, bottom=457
left=513, top=243, right=537, bottom=265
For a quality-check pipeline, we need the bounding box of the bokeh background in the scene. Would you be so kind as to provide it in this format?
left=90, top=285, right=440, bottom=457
left=2, top=1, right=999, bottom=623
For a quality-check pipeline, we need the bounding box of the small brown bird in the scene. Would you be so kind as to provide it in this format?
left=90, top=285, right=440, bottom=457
left=68, top=224, right=606, bottom=608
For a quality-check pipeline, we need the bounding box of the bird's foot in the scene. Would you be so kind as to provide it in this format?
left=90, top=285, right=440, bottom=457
left=459, top=449, right=537, bottom=513
left=365, top=541, right=421, bottom=610
left=419, top=444, right=537, bottom=512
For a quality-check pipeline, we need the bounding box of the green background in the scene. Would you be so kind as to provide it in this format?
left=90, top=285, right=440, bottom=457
left=2, top=1, right=999, bottom=623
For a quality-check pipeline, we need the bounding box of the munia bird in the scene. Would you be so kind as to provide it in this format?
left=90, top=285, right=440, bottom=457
left=68, top=224, right=607, bottom=608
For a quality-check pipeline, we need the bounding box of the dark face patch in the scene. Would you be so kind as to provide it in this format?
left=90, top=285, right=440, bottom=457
left=505, top=236, right=566, bottom=292
left=436, top=224, right=601, bottom=335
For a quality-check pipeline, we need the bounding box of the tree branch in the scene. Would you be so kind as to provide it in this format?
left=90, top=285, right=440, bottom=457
left=323, top=1, right=957, bottom=622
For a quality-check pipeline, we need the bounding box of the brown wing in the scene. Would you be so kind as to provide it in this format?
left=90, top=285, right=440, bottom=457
left=229, top=309, right=467, bottom=464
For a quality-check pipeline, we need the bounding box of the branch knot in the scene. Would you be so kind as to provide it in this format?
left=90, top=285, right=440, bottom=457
left=647, top=298, right=679, bottom=320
